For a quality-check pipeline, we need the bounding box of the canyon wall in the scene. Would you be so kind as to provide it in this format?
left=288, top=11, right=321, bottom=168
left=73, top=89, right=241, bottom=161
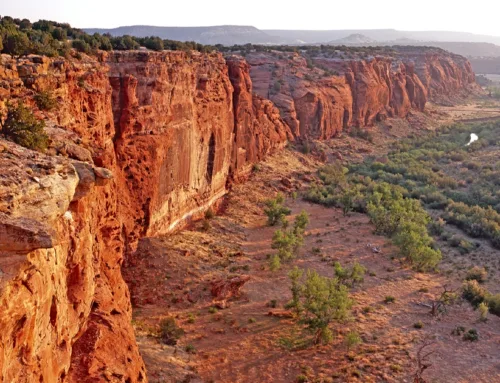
left=0, top=56, right=146, bottom=383
left=247, top=47, right=478, bottom=139
left=0, top=47, right=477, bottom=382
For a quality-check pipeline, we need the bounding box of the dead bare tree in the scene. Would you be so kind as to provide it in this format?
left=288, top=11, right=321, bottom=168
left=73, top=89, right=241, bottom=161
left=418, top=285, right=458, bottom=317
left=413, top=338, right=437, bottom=383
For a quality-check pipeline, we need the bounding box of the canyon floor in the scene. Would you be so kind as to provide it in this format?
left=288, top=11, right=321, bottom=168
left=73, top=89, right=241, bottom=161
left=124, top=98, right=500, bottom=383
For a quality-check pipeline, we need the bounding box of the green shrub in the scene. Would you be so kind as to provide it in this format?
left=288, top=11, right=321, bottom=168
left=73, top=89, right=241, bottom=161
left=264, top=193, right=291, bottom=226
left=185, top=344, right=196, bottom=354
left=271, top=211, right=309, bottom=262
left=478, top=302, right=489, bottom=322
left=269, top=254, right=281, bottom=271
left=466, top=266, right=488, bottom=283
left=267, top=299, right=278, bottom=308
left=462, top=280, right=487, bottom=307
left=463, top=328, right=479, bottom=342
left=333, top=261, right=366, bottom=287
left=3, top=31, right=30, bottom=57
left=159, top=317, right=184, bottom=345
left=428, top=218, right=445, bottom=236
left=344, top=331, right=362, bottom=349
left=384, top=296, right=396, bottom=304
left=1, top=102, right=48, bottom=151
left=34, top=91, right=57, bottom=111
left=413, top=321, right=424, bottom=329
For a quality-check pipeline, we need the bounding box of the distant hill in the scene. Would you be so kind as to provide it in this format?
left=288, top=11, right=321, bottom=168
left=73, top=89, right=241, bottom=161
left=84, top=25, right=500, bottom=60
left=264, top=29, right=500, bottom=46
left=409, top=42, right=500, bottom=58
left=84, top=25, right=280, bottom=45
left=328, top=33, right=376, bottom=45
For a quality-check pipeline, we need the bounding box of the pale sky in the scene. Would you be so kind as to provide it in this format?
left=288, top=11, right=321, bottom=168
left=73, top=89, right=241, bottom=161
left=1, top=0, right=499, bottom=36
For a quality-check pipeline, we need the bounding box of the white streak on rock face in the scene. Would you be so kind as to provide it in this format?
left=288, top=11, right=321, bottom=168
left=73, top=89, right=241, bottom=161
left=466, top=133, right=478, bottom=146
left=63, top=211, right=73, bottom=221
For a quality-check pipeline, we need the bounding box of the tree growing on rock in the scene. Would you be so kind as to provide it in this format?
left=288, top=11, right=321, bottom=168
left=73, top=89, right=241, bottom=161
left=1, top=102, right=48, bottom=151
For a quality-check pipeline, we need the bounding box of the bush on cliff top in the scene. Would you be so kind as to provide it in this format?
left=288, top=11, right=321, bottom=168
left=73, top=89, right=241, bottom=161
left=1, top=101, right=48, bottom=152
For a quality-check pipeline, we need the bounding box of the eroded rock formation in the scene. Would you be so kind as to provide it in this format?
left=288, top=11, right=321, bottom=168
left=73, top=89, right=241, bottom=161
left=0, top=47, right=478, bottom=382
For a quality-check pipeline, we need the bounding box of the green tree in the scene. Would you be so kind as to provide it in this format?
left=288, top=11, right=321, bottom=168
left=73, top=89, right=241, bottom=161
left=1, top=102, right=48, bottom=151
left=72, top=39, right=90, bottom=53
left=51, top=27, right=67, bottom=41
left=271, top=228, right=297, bottom=262
left=143, top=36, right=164, bottom=51
left=264, top=193, right=291, bottom=226
left=19, top=19, right=32, bottom=30
left=292, top=269, right=353, bottom=344
left=4, top=31, right=30, bottom=57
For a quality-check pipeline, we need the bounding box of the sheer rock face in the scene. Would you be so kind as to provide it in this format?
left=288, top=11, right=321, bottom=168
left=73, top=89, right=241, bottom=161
left=226, top=56, right=292, bottom=180
left=0, top=55, right=147, bottom=383
left=246, top=48, right=478, bottom=139
left=105, top=51, right=235, bottom=245
left=0, top=48, right=477, bottom=383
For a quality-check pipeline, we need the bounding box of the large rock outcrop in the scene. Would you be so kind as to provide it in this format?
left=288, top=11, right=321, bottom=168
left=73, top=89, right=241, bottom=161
left=0, top=47, right=478, bottom=382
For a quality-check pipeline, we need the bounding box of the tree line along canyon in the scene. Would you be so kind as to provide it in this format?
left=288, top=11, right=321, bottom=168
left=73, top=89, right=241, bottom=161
left=1, top=15, right=500, bottom=383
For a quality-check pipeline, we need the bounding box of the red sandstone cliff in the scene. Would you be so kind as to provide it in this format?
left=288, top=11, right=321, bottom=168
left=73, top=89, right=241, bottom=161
left=0, top=51, right=290, bottom=383
left=226, top=56, right=292, bottom=180
left=246, top=47, right=479, bottom=139
left=0, top=47, right=478, bottom=383
left=0, top=56, right=146, bottom=383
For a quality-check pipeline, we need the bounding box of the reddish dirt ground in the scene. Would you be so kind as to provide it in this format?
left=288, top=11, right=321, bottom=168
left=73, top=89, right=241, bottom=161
left=124, top=100, right=500, bottom=383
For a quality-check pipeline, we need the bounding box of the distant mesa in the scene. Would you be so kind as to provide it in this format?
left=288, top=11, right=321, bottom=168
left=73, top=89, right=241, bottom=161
left=327, top=33, right=377, bottom=45
left=84, top=25, right=282, bottom=45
